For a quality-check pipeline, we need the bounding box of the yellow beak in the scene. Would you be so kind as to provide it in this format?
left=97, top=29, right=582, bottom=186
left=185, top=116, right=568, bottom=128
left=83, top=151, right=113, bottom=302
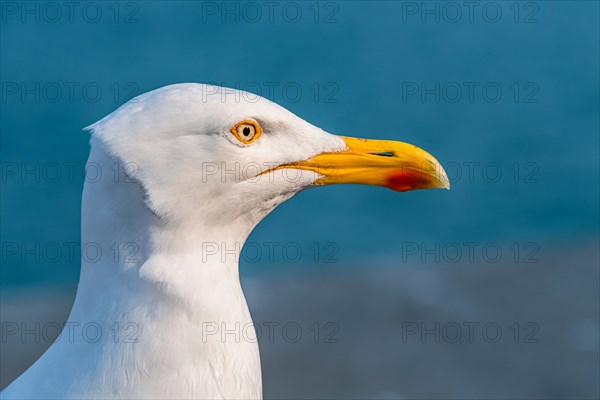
left=276, top=136, right=450, bottom=192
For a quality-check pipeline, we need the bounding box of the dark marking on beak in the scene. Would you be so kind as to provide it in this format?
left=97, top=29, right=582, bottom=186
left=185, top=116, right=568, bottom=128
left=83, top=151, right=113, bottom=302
left=370, top=152, right=394, bottom=157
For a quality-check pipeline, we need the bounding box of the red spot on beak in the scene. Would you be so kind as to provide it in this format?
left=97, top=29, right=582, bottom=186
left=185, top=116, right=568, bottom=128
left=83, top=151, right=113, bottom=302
left=385, top=170, right=432, bottom=192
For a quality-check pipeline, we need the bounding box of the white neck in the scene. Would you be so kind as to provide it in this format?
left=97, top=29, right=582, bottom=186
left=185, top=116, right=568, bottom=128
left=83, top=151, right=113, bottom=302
left=7, top=143, right=263, bottom=399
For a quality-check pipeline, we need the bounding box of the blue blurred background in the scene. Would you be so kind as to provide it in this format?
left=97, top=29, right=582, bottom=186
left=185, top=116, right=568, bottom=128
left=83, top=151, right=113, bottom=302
left=1, top=1, right=598, bottom=398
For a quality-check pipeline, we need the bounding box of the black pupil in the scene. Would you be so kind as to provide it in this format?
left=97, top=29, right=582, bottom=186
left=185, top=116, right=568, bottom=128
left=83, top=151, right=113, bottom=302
left=242, top=126, right=251, bottom=136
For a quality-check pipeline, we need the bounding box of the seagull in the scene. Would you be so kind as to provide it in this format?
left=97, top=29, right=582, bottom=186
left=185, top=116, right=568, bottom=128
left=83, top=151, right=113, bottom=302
left=2, top=83, right=449, bottom=400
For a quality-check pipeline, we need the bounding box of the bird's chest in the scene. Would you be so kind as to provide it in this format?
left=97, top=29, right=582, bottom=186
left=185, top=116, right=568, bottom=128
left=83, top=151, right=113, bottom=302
left=67, top=317, right=263, bottom=399
left=129, top=305, right=263, bottom=398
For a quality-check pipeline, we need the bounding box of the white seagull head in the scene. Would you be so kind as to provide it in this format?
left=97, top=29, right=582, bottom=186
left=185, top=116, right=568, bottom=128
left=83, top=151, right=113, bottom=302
left=88, top=83, right=449, bottom=228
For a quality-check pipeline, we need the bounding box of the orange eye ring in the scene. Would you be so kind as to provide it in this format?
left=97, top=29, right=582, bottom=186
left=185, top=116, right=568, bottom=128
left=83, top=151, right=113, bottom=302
left=231, top=120, right=262, bottom=144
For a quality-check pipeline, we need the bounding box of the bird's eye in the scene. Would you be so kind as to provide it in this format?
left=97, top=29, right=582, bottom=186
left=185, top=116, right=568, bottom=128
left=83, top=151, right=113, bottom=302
left=231, top=120, right=262, bottom=144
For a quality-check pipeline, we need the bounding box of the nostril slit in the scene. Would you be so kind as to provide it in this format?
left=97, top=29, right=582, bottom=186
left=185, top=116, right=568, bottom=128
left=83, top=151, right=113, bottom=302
left=370, top=151, right=394, bottom=157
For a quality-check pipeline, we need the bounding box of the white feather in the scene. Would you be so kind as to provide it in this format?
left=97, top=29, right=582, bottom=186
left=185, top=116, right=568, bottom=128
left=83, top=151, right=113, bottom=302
left=2, top=84, right=346, bottom=399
